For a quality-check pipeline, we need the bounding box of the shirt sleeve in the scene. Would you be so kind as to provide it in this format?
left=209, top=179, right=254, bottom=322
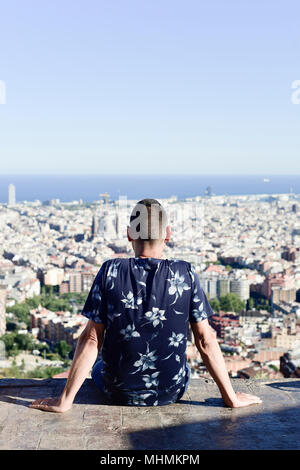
left=187, top=263, right=214, bottom=323
left=81, top=262, right=108, bottom=324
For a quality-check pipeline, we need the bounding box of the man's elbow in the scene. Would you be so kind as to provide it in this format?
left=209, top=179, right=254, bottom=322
left=78, top=320, right=105, bottom=351
left=196, top=327, right=217, bottom=352
left=78, top=330, right=99, bottom=349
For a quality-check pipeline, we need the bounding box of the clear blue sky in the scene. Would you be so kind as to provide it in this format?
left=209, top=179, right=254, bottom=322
left=0, top=0, right=300, bottom=174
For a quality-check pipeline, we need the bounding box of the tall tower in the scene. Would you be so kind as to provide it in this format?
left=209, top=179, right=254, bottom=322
left=91, top=211, right=98, bottom=240
left=8, top=183, right=16, bottom=206
left=0, top=285, right=7, bottom=337
left=115, top=210, right=120, bottom=239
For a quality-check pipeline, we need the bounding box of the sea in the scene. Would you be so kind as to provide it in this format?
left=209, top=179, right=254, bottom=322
left=0, top=174, right=299, bottom=203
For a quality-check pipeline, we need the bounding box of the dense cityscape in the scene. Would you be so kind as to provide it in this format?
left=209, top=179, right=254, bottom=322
left=0, top=183, right=300, bottom=381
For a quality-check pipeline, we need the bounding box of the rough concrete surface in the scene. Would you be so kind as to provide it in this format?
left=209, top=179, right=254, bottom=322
left=0, top=377, right=299, bottom=450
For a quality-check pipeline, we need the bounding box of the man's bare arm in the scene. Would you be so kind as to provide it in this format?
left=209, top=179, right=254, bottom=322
left=30, top=320, right=105, bottom=412
left=190, top=319, right=262, bottom=408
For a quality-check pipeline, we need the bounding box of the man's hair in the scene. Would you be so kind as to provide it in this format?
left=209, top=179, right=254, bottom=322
left=128, top=198, right=168, bottom=242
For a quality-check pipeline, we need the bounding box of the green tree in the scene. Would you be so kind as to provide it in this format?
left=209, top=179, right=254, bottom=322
left=37, top=342, right=50, bottom=354
left=1, top=332, right=18, bottom=355
left=46, top=352, right=62, bottom=361
left=0, top=363, right=24, bottom=378
left=247, top=297, right=255, bottom=310
left=54, top=340, right=72, bottom=359
left=219, top=293, right=245, bottom=313
left=210, top=298, right=220, bottom=313
left=14, top=333, right=34, bottom=351
left=25, top=296, right=41, bottom=309
left=26, top=365, right=66, bottom=379
left=1, top=333, right=16, bottom=353
left=6, top=303, right=31, bottom=326
left=40, top=295, right=70, bottom=312
left=6, top=321, right=17, bottom=332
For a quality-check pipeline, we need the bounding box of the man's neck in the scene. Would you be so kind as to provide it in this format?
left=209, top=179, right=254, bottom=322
left=134, top=252, right=163, bottom=259
left=136, top=255, right=162, bottom=260
left=133, top=244, right=164, bottom=259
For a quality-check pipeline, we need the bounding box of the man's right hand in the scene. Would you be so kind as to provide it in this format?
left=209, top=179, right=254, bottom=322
left=224, top=392, right=262, bottom=408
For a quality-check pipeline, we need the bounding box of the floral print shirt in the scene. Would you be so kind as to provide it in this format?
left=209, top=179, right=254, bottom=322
left=81, top=257, right=214, bottom=406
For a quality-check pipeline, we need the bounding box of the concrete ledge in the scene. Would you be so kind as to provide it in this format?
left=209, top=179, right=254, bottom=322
left=0, top=377, right=300, bottom=450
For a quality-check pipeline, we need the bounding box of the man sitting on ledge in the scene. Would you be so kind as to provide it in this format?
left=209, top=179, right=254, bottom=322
left=30, top=198, right=262, bottom=412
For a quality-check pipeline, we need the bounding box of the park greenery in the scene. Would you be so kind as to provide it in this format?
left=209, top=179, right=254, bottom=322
left=0, top=285, right=87, bottom=378
left=0, top=331, right=72, bottom=362
left=0, top=333, right=71, bottom=378
left=208, top=293, right=270, bottom=314
left=0, top=362, right=67, bottom=379
left=247, top=294, right=270, bottom=312
left=208, top=293, right=246, bottom=313
left=6, top=291, right=87, bottom=328
left=53, top=340, right=72, bottom=359
left=0, top=292, right=83, bottom=378
left=1, top=287, right=270, bottom=379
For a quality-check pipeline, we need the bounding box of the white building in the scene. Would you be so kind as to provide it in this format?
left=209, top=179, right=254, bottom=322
left=230, top=279, right=250, bottom=301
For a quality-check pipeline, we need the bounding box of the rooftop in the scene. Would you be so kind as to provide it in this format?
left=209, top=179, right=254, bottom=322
left=0, top=377, right=300, bottom=450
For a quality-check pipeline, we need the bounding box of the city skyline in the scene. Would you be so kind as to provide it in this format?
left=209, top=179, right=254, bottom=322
left=1, top=191, right=299, bottom=383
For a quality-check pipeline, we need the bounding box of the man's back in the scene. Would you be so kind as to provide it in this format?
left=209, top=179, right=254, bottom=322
left=82, top=257, right=213, bottom=406
left=30, top=199, right=262, bottom=413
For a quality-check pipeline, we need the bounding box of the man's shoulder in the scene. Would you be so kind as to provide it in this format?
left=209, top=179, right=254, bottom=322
left=101, top=257, right=129, bottom=269
left=95, top=258, right=123, bottom=274
left=102, top=257, right=129, bottom=263
left=101, top=257, right=192, bottom=270
left=168, top=258, right=191, bottom=268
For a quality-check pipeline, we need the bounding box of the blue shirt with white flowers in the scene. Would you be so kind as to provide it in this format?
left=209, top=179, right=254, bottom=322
left=81, top=257, right=214, bottom=406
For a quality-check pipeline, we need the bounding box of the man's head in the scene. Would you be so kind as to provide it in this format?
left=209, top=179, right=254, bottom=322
left=127, top=198, right=171, bottom=252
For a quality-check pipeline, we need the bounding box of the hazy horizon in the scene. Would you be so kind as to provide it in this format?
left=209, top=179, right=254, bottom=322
left=1, top=172, right=299, bottom=176
left=1, top=173, right=299, bottom=203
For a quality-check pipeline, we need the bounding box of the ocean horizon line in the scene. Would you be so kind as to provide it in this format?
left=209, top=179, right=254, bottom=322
left=1, top=173, right=299, bottom=177
left=1, top=174, right=299, bottom=203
